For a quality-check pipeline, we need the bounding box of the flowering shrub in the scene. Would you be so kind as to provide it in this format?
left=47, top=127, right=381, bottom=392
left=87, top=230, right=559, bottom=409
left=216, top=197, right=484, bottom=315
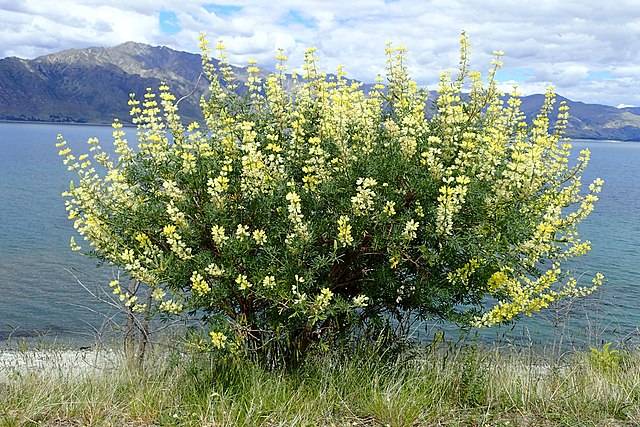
left=58, top=34, right=603, bottom=362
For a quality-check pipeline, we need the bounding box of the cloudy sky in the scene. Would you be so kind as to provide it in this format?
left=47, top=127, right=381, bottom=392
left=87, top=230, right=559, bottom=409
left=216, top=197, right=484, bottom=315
left=1, top=0, right=639, bottom=107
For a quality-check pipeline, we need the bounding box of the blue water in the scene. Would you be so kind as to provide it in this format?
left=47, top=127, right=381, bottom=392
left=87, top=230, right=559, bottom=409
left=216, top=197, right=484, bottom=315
left=0, top=123, right=117, bottom=343
left=431, top=139, right=640, bottom=348
left=0, top=122, right=639, bottom=347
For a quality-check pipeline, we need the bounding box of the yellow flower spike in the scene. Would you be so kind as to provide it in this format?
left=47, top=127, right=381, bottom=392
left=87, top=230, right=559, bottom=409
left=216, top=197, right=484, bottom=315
left=313, top=287, right=334, bottom=312
left=252, top=229, right=267, bottom=245
left=337, top=215, right=353, bottom=247
left=205, top=263, right=225, bottom=277
left=159, top=300, right=183, bottom=314
left=235, top=224, right=250, bottom=240
left=262, top=275, right=276, bottom=288
left=352, top=295, right=370, bottom=308
left=351, top=177, right=377, bottom=216
left=211, top=225, right=228, bottom=246
left=390, top=255, right=400, bottom=269
left=402, top=219, right=419, bottom=241
left=190, top=271, right=210, bottom=296
left=235, top=274, right=252, bottom=291
left=383, top=201, right=396, bottom=217
left=152, top=288, right=166, bottom=301
left=488, top=271, right=509, bottom=293
left=209, top=331, right=227, bottom=349
left=69, top=236, right=81, bottom=252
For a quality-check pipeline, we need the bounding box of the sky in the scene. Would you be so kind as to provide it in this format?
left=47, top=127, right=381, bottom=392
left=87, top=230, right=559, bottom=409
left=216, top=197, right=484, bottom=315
left=1, top=0, right=639, bottom=107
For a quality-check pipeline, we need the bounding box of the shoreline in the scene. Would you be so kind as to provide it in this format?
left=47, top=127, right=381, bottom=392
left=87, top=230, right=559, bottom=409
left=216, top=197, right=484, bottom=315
left=0, top=119, right=136, bottom=128
left=0, top=348, right=120, bottom=382
left=0, top=345, right=552, bottom=383
left=2, top=119, right=639, bottom=142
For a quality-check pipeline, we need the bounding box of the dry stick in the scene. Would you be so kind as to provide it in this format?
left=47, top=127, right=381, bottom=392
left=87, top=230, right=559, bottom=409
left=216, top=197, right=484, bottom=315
left=176, top=72, right=204, bottom=107
left=67, top=268, right=198, bottom=359
left=137, top=292, right=154, bottom=367
left=67, top=269, right=145, bottom=356
left=65, top=268, right=129, bottom=349
left=123, top=279, right=138, bottom=360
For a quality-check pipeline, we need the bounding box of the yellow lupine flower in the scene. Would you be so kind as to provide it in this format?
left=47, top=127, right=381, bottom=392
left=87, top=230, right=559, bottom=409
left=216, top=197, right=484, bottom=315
left=209, top=331, right=227, bottom=349
left=235, top=224, right=250, bottom=240
left=205, top=263, right=225, bottom=277
left=383, top=201, right=396, bottom=216
left=163, top=224, right=177, bottom=235
left=352, top=295, right=370, bottom=308
left=262, top=275, right=276, bottom=288
left=337, top=215, right=353, bottom=247
left=69, top=236, right=81, bottom=252
left=488, top=271, right=509, bottom=292
left=390, top=255, right=400, bottom=269
left=190, top=271, right=210, bottom=296
left=252, top=229, right=267, bottom=245
left=235, top=274, right=252, bottom=291
left=159, top=300, right=183, bottom=314
left=314, top=287, right=333, bottom=311
left=402, top=219, right=419, bottom=241
left=211, top=225, right=228, bottom=246
left=351, top=177, right=377, bottom=216
left=151, top=288, right=166, bottom=301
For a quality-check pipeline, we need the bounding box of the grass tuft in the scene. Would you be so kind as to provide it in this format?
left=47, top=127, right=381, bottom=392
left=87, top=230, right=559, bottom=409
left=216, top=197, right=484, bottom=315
left=2, top=342, right=640, bottom=426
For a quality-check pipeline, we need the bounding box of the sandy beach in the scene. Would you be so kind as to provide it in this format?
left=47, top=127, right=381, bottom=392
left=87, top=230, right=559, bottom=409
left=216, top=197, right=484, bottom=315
left=0, top=349, right=120, bottom=382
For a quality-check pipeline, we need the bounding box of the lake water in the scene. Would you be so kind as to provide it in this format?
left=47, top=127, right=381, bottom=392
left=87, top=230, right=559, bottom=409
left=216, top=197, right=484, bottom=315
left=1, top=122, right=639, bottom=348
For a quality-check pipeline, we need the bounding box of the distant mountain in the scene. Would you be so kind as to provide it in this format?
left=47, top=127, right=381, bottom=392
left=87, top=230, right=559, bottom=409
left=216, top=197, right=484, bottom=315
left=0, top=42, right=222, bottom=124
left=1, top=42, right=639, bottom=141
left=518, top=94, right=640, bottom=141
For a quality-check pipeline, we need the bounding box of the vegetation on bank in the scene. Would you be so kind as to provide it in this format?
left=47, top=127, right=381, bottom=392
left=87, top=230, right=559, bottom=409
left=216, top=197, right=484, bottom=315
left=23, top=33, right=619, bottom=426
left=2, top=340, right=640, bottom=426
left=57, top=32, right=603, bottom=366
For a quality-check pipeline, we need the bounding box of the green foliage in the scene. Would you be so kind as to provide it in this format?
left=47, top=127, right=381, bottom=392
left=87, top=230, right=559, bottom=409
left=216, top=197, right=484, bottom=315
left=590, top=342, right=623, bottom=373
left=57, top=33, right=604, bottom=364
left=457, top=345, right=489, bottom=406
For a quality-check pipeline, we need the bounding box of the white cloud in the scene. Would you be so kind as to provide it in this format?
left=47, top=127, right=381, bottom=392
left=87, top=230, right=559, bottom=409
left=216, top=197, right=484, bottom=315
left=1, top=0, right=638, bottom=106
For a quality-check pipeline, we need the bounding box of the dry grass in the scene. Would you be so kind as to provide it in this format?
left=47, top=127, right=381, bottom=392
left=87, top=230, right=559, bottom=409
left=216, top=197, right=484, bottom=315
left=1, top=342, right=639, bottom=426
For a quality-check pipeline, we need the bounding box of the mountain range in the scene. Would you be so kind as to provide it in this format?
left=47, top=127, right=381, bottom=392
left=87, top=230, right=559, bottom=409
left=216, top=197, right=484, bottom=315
left=1, top=42, right=639, bottom=141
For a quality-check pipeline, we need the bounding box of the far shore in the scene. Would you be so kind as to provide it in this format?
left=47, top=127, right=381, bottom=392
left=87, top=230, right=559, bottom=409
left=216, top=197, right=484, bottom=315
left=3, top=119, right=640, bottom=143
left=0, top=119, right=136, bottom=128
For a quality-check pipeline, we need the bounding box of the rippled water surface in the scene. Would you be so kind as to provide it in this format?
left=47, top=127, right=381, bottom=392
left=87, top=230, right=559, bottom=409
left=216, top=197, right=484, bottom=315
left=1, top=122, right=639, bottom=346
